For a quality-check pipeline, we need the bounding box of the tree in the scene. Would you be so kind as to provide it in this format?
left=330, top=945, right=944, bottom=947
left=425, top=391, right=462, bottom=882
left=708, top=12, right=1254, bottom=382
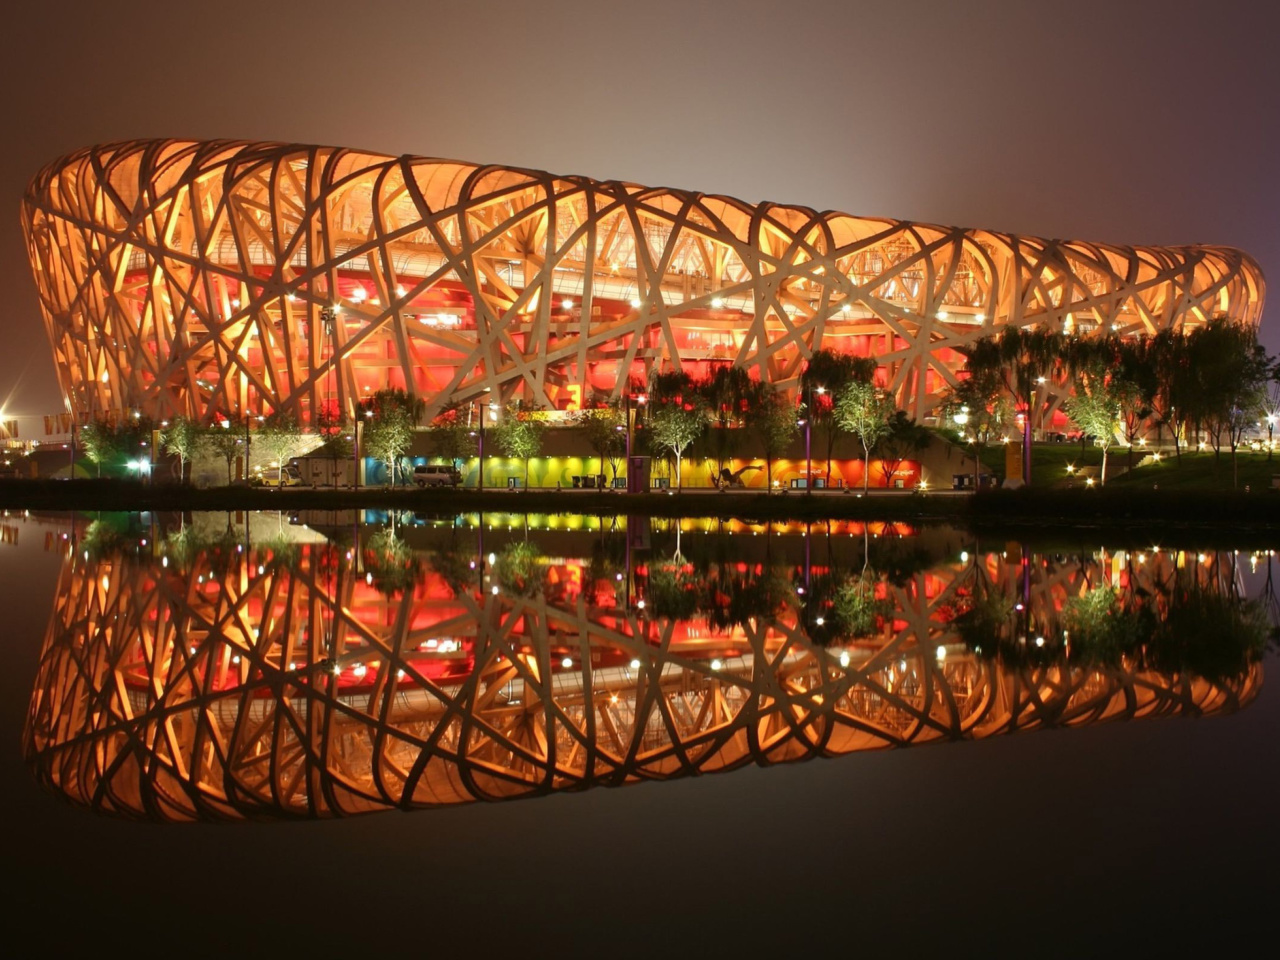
left=363, top=527, right=423, bottom=597
left=491, top=404, right=546, bottom=489
left=758, top=388, right=799, bottom=492
left=1063, top=363, right=1121, bottom=484
left=255, top=412, right=310, bottom=486
left=876, top=411, right=931, bottom=489
left=1147, top=328, right=1192, bottom=463
left=1093, top=336, right=1157, bottom=472
left=961, top=328, right=1068, bottom=485
left=204, top=420, right=244, bottom=485
left=1061, top=585, right=1152, bottom=668
left=1186, top=318, right=1272, bottom=486
left=79, top=419, right=122, bottom=478
left=647, top=556, right=702, bottom=619
left=1262, top=380, right=1280, bottom=461
left=160, top=416, right=203, bottom=483
left=801, top=348, right=877, bottom=486
left=359, top=389, right=425, bottom=487
left=360, top=391, right=420, bottom=488
left=494, top=540, right=546, bottom=596
left=428, top=403, right=478, bottom=472
left=833, top=380, right=894, bottom=494
left=117, top=414, right=156, bottom=472
left=647, top=370, right=706, bottom=489
left=700, top=364, right=758, bottom=477
left=830, top=569, right=892, bottom=639
left=314, top=399, right=345, bottom=445
left=314, top=399, right=352, bottom=480
left=574, top=402, right=625, bottom=484
left=942, top=367, right=1009, bottom=488
left=364, top=406, right=415, bottom=487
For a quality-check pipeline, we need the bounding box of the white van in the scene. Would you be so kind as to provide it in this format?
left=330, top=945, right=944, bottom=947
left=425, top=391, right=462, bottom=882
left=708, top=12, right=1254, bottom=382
left=413, top=464, right=462, bottom=488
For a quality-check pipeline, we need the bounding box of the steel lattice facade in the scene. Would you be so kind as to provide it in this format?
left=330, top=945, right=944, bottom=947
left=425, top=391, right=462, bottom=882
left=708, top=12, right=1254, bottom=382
left=22, top=139, right=1266, bottom=425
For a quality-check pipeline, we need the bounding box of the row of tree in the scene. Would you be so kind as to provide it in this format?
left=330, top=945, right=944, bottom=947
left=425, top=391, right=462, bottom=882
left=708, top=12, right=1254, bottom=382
left=79, top=413, right=312, bottom=484
left=418, top=358, right=930, bottom=493
left=81, top=316, right=1269, bottom=492
left=643, top=357, right=928, bottom=493
left=949, top=318, right=1274, bottom=486
left=80, top=390, right=429, bottom=486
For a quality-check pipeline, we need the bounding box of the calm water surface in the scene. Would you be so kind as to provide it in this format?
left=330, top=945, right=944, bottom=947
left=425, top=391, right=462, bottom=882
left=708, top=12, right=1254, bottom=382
left=4, top=510, right=1278, bottom=955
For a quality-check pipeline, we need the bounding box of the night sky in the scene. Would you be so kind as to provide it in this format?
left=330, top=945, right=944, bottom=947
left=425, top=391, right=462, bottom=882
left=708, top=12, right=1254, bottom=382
left=2, top=0, right=1279, bottom=416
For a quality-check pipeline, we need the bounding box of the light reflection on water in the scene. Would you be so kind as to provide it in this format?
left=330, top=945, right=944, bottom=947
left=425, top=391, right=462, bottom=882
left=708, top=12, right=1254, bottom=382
left=23, top=510, right=1275, bottom=822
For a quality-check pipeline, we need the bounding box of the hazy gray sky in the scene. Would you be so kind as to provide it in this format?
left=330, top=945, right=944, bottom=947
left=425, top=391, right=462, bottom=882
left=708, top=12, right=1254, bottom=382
left=3, top=0, right=1277, bottom=415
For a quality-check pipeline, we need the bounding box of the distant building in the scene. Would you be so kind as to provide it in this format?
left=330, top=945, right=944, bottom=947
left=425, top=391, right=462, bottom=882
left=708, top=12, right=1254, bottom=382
left=23, top=139, right=1265, bottom=426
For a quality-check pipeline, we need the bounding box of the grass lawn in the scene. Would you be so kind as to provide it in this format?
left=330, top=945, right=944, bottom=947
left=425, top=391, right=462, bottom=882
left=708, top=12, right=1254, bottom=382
left=976, top=443, right=1278, bottom=490
left=975, top=442, right=1106, bottom=487
left=1107, top=450, right=1280, bottom=491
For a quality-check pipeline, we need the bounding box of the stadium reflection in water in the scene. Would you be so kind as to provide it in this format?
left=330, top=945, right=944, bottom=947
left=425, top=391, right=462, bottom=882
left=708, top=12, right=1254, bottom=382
left=25, top=512, right=1271, bottom=823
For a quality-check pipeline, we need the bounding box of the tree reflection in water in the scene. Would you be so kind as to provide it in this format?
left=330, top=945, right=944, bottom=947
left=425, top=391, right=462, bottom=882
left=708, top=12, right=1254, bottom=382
left=23, top=514, right=1272, bottom=823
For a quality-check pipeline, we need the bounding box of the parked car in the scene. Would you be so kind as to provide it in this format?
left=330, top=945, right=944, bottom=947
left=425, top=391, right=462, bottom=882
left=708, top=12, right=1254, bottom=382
left=413, top=464, right=462, bottom=488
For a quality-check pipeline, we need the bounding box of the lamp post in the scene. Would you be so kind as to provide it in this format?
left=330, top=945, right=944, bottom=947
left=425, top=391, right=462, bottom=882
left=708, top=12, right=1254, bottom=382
left=624, top=390, right=646, bottom=492
left=1023, top=376, right=1046, bottom=486
left=245, top=415, right=258, bottom=479
left=814, top=385, right=826, bottom=488
left=486, top=394, right=499, bottom=491
left=320, top=304, right=343, bottom=483
left=799, top=382, right=823, bottom=495
left=359, top=408, right=372, bottom=488
left=953, top=405, right=973, bottom=487
left=476, top=399, right=486, bottom=493
left=319, top=303, right=339, bottom=404
left=470, top=390, right=497, bottom=493
left=799, top=410, right=811, bottom=495
left=1268, top=414, right=1276, bottom=461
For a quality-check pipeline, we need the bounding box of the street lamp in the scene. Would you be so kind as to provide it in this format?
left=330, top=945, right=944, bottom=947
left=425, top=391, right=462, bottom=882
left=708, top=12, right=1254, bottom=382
left=799, top=382, right=824, bottom=494
left=798, top=413, right=810, bottom=495
left=318, top=303, right=344, bottom=478
left=319, top=304, right=339, bottom=403
left=475, top=400, right=486, bottom=493
left=472, top=389, right=497, bottom=492
left=624, top=390, right=646, bottom=492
